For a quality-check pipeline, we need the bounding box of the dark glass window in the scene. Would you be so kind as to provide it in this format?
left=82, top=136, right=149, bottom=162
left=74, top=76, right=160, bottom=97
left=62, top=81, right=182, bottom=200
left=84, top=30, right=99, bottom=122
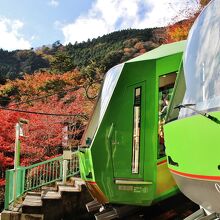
left=158, top=73, right=176, bottom=159
left=132, top=87, right=141, bottom=174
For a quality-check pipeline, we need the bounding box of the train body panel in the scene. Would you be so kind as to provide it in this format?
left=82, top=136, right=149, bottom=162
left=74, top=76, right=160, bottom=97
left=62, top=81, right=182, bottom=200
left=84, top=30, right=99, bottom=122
left=80, top=41, right=185, bottom=206
left=155, top=159, right=177, bottom=201
left=165, top=112, right=220, bottom=213
left=164, top=0, right=220, bottom=214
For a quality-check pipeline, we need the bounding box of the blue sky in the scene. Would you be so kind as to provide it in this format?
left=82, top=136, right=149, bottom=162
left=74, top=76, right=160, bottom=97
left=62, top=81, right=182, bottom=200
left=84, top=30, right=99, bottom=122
left=0, top=0, right=199, bottom=50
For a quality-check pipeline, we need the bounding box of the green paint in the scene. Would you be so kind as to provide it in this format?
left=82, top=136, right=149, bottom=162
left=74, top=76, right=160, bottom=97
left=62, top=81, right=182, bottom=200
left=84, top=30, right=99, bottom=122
left=4, top=167, right=26, bottom=209
left=4, top=170, right=10, bottom=210
left=79, top=149, right=95, bottom=181
left=165, top=111, right=220, bottom=176
left=133, top=186, right=148, bottom=193
left=4, top=152, right=79, bottom=210
left=80, top=41, right=186, bottom=206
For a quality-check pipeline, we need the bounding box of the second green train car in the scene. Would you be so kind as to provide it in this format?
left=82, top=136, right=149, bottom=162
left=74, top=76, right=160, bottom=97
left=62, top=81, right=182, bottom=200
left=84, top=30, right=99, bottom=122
left=164, top=0, right=220, bottom=216
left=79, top=41, right=185, bottom=208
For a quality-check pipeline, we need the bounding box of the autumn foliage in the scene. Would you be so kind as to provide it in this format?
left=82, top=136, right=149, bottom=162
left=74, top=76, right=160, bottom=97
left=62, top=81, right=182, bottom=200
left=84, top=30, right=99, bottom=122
left=166, top=0, right=211, bottom=43
left=166, top=19, right=194, bottom=43
left=0, top=69, right=101, bottom=187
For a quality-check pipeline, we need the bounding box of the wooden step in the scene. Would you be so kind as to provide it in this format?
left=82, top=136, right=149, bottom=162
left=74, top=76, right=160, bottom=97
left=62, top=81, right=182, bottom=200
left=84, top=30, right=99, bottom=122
left=23, top=195, right=42, bottom=206
left=41, top=191, right=61, bottom=200
left=20, top=213, right=43, bottom=220
left=22, top=195, right=42, bottom=214
left=41, top=186, right=57, bottom=192
left=74, top=177, right=85, bottom=185
left=1, top=210, right=20, bottom=220
left=58, top=184, right=81, bottom=193
left=56, top=181, right=74, bottom=187
left=69, top=177, right=85, bottom=185
left=56, top=177, right=85, bottom=188
left=26, top=191, right=41, bottom=197
left=11, top=203, right=23, bottom=213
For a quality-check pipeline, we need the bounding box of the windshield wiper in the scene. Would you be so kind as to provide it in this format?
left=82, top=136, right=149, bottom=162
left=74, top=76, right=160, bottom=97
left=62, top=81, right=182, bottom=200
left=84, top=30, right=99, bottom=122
left=175, top=104, right=220, bottom=125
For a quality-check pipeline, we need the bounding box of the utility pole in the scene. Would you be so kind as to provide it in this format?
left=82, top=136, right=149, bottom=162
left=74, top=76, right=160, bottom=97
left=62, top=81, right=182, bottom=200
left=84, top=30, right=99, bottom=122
left=62, top=123, right=72, bottom=185
left=13, top=118, right=28, bottom=205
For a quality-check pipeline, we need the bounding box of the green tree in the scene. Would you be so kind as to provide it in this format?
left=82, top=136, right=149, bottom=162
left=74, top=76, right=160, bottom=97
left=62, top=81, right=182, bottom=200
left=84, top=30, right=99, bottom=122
left=51, top=51, right=75, bottom=73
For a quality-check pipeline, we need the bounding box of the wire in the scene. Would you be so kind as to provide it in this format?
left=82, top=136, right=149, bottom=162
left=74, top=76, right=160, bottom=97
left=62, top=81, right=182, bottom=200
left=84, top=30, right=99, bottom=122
left=8, top=85, right=82, bottom=107
left=0, top=107, right=88, bottom=119
left=2, top=79, right=102, bottom=107
left=85, top=81, right=102, bottom=100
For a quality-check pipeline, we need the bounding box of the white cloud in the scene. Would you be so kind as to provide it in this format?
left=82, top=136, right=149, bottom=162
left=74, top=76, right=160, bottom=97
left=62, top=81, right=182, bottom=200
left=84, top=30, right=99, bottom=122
left=30, top=35, right=38, bottom=41
left=62, top=18, right=111, bottom=43
left=62, top=0, right=199, bottom=45
left=54, top=20, right=63, bottom=30
left=48, top=0, right=59, bottom=7
left=0, top=18, right=31, bottom=50
left=136, top=0, right=199, bottom=28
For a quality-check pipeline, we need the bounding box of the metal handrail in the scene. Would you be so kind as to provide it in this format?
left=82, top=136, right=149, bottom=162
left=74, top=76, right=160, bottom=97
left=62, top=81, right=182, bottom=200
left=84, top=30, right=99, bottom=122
left=4, top=151, right=79, bottom=210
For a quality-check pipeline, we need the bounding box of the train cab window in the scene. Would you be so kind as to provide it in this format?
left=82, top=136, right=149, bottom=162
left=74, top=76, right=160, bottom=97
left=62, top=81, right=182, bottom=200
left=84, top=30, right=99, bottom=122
left=132, top=87, right=141, bottom=174
left=158, top=73, right=176, bottom=159
left=166, top=67, right=186, bottom=122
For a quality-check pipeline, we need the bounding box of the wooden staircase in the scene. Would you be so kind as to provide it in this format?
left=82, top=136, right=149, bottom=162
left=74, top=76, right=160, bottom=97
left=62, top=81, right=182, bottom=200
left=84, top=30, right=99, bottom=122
left=1, top=178, right=93, bottom=220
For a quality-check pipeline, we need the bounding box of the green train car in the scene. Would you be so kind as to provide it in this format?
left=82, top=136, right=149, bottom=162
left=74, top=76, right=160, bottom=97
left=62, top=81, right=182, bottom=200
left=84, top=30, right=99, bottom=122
left=164, top=0, right=220, bottom=216
left=79, top=41, right=185, bottom=209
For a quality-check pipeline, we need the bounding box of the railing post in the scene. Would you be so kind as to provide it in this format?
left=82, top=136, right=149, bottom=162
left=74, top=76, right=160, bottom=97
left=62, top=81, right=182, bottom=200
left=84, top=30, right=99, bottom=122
left=62, top=150, right=72, bottom=184
left=20, top=167, right=26, bottom=194
left=4, top=170, right=10, bottom=210
left=62, top=159, right=68, bottom=185
left=13, top=118, right=28, bottom=205
left=13, top=123, right=20, bottom=205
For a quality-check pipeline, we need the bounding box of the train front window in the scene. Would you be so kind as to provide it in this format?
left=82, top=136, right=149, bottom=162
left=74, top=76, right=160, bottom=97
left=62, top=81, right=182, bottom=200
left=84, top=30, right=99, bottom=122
left=132, top=87, right=141, bottom=174
left=180, top=0, right=220, bottom=118
left=158, top=73, right=176, bottom=159
left=165, top=66, right=186, bottom=123
left=82, top=63, right=124, bottom=146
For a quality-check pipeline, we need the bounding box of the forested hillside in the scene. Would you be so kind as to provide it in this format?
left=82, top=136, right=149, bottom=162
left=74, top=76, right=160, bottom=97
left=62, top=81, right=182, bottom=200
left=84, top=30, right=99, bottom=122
left=0, top=28, right=165, bottom=84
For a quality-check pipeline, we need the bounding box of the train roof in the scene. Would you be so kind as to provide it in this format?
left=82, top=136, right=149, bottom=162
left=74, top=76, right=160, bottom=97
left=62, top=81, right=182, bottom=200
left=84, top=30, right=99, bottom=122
left=127, top=40, right=186, bottom=63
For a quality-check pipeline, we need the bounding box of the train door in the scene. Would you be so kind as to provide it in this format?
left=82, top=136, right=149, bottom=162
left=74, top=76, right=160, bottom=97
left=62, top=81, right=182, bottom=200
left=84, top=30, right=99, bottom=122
left=111, top=81, right=146, bottom=180
left=158, top=73, right=177, bottom=159
left=156, top=73, right=177, bottom=196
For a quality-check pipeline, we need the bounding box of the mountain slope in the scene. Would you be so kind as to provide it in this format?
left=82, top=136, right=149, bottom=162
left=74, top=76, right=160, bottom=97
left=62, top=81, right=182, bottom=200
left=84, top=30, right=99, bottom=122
left=0, top=27, right=166, bottom=84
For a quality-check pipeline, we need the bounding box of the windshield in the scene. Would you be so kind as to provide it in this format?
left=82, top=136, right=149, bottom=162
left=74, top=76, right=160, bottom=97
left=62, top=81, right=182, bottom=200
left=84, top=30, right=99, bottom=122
left=165, top=65, right=186, bottom=122
left=82, top=63, right=124, bottom=145
left=180, top=0, right=220, bottom=118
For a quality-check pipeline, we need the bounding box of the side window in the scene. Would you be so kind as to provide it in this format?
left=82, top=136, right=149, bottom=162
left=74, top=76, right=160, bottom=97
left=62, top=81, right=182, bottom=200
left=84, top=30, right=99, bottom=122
left=132, top=87, right=141, bottom=174
left=158, top=73, right=176, bottom=159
